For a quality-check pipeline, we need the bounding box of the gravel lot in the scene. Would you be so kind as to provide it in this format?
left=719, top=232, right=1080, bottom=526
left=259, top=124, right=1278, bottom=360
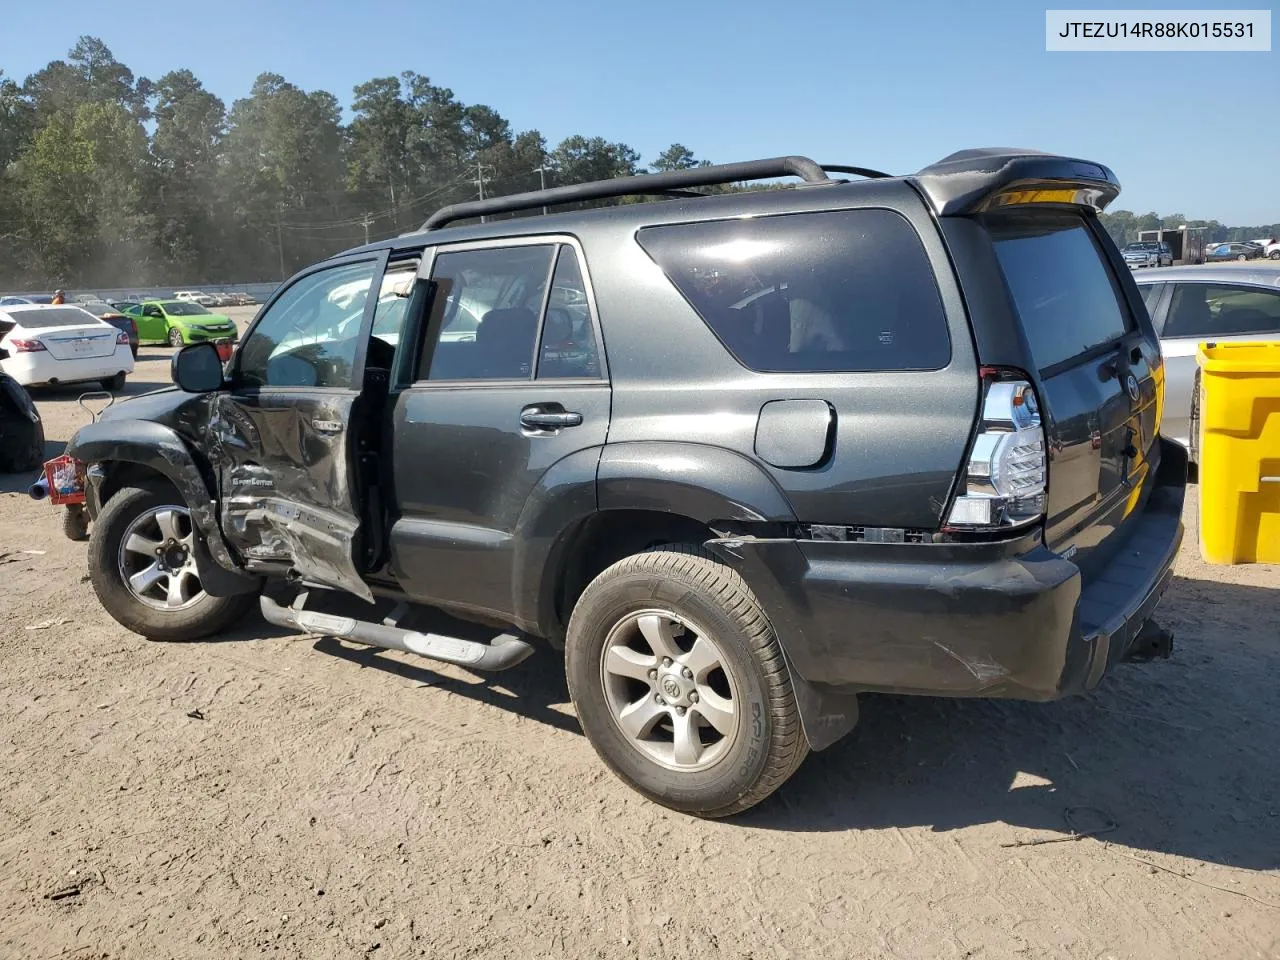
left=2, top=312, right=1278, bottom=959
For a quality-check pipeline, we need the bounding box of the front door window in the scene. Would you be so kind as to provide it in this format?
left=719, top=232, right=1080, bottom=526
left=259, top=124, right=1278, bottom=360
left=236, top=260, right=380, bottom=389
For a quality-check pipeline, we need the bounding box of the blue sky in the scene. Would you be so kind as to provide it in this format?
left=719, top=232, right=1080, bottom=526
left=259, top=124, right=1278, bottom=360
left=4, top=0, right=1277, bottom=223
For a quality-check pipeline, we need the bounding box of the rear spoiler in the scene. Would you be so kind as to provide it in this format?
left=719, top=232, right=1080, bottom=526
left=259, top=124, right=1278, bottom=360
left=908, top=148, right=1121, bottom=217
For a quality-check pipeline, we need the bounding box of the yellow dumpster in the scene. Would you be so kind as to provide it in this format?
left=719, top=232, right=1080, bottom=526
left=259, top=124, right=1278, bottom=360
left=1196, top=342, right=1280, bottom=565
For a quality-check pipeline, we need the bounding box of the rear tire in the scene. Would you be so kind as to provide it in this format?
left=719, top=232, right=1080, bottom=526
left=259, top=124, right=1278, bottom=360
left=168, top=327, right=184, bottom=348
left=62, top=506, right=89, bottom=542
left=1237, top=254, right=1248, bottom=261
left=1270, top=250, right=1280, bottom=260
left=1189, top=369, right=1201, bottom=478
left=566, top=545, right=808, bottom=818
left=101, top=373, right=126, bottom=392
left=88, top=483, right=255, bottom=641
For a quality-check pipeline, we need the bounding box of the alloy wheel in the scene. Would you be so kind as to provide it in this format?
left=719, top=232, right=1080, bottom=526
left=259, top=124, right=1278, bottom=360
left=599, top=608, right=738, bottom=772
left=117, top=504, right=206, bottom=611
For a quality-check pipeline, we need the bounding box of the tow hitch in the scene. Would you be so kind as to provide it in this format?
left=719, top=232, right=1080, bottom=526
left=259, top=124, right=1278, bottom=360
left=1124, top=618, right=1174, bottom=662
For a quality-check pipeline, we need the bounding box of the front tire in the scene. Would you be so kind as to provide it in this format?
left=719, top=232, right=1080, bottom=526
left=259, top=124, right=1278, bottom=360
left=88, top=483, right=255, bottom=641
left=566, top=545, right=808, bottom=818
left=1237, top=254, right=1248, bottom=261
left=168, top=327, right=185, bottom=348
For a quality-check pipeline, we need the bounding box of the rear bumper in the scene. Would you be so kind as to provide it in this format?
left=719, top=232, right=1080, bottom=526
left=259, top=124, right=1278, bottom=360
left=3, top=347, right=134, bottom=387
left=709, top=441, right=1186, bottom=705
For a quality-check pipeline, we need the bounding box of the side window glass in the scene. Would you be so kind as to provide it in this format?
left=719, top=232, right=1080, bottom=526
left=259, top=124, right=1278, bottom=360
left=145, top=306, right=163, bottom=318
left=1139, top=282, right=1163, bottom=318
left=366, top=265, right=417, bottom=365
left=538, top=247, right=602, bottom=379
left=1205, top=284, right=1280, bottom=336
left=638, top=209, right=951, bottom=373
left=1165, top=284, right=1280, bottom=339
left=1163, top=285, right=1212, bottom=339
left=237, top=260, right=377, bottom=389
left=423, top=245, right=555, bottom=381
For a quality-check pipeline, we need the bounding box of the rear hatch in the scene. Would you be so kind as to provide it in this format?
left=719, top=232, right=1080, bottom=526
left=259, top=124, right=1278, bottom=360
left=983, top=209, right=1161, bottom=576
left=14, top=308, right=118, bottom=360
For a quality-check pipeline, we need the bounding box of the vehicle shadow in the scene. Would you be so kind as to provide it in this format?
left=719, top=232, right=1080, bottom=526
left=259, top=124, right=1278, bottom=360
left=140, top=571, right=1277, bottom=871
left=147, top=614, right=299, bottom=645
left=741, top=575, right=1280, bottom=871
left=307, top=597, right=580, bottom=735
left=314, top=635, right=579, bottom=736
left=0, top=437, right=65, bottom=492
left=0, top=470, right=42, bottom=494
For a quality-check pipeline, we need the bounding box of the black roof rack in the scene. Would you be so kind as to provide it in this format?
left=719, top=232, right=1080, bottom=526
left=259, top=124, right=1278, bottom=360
left=821, top=164, right=893, bottom=180
left=419, top=155, right=837, bottom=231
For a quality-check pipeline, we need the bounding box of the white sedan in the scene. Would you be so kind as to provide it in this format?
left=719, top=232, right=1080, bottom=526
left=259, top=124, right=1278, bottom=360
left=0, top=304, right=134, bottom=390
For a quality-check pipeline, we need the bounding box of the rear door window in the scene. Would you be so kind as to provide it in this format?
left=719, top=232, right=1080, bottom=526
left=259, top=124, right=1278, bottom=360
left=421, top=244, right=556, bottom=381
left=1164, top=283, right=1280, bottom=338
left=988, top=212, right=1131, bottom=371
left=637, top=209, right=951, bottom=373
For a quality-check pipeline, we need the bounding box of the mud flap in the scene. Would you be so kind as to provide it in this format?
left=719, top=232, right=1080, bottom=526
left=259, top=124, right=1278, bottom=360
left=706, top=536, right=861, bottom=751
left=784, top=647, right=861, bottom=751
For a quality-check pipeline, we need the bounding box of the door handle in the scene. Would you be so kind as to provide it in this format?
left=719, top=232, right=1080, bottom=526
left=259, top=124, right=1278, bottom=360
left=520, top=409, right=583, bottom=431
left=312, top=419, right=343, bottom=434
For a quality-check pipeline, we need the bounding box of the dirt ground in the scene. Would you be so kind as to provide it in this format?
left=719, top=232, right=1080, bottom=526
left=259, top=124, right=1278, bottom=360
left=2, top=317, right=1278, bottom=959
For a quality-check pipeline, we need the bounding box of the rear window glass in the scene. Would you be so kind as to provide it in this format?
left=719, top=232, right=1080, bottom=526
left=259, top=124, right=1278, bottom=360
left=637, top=209, right=950, bottom=373
left=6, top=307, right=104, bottom=329
left=989, top=213, right=1131, bottom=370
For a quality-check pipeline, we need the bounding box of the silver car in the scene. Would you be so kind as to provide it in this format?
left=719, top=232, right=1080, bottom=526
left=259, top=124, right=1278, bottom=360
left=1134, top=264, right=1280, bottom=458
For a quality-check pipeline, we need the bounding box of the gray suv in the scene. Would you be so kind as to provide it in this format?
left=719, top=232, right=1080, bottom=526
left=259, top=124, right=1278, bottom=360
left=56, top=149, right=1186, bottom=817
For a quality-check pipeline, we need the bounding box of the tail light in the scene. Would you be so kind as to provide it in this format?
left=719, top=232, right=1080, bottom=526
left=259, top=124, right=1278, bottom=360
left=945, top=367, right=1047, bottom=532
left=9, top=338, right=47, bottom=353
left=115, top=331, right=130, bottom=345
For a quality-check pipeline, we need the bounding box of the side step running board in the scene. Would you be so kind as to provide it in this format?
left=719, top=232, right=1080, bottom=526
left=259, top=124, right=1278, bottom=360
left=260, top=595, right=535, bottom=672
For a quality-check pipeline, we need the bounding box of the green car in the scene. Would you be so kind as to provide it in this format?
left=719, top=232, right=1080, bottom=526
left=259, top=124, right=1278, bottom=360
left=121, top=299, right=239, bottom=348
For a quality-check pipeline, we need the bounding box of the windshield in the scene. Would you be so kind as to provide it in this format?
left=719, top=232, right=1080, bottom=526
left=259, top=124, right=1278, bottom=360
left=161, top=301, right=214, bottom=317
left=1125, top=243, right=1159, bottom=251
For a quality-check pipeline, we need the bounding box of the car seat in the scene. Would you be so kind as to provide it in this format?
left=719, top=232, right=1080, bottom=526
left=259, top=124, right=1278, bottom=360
left=475, top=307, right=538, bottom=379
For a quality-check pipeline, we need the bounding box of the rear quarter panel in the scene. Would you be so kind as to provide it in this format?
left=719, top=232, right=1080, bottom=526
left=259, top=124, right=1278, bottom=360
left=581, top=182, right=978, bottom=530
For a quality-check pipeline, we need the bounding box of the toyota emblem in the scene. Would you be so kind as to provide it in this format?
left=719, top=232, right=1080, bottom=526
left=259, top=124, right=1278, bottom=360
left=1125, top=373, right=1140, bottom=402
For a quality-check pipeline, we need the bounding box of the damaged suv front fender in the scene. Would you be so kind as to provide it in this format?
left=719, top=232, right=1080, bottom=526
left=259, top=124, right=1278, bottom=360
left=67, top=419, right=260, bottom=597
